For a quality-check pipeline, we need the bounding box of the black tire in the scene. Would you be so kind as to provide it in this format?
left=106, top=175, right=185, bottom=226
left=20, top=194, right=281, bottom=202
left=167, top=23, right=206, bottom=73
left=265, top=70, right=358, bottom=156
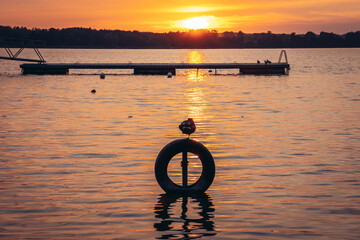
left=155, top=138, right=215, bottom=194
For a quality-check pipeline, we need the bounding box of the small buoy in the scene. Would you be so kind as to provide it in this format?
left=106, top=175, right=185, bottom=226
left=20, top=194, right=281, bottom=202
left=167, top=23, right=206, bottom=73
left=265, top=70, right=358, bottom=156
left=91, top=89, right=96, bottom=93
left=208, top=70, right=213, bottom=73
left=167, top=72, right=172, bottom=78
left=100, top=73, right=105, bottom=79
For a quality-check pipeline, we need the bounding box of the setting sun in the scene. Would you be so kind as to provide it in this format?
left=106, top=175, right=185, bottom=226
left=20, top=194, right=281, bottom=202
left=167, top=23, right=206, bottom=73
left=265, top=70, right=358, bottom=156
left=0, top=0, right=359, bottom=33
left=182, top=16, right=211, bottom=30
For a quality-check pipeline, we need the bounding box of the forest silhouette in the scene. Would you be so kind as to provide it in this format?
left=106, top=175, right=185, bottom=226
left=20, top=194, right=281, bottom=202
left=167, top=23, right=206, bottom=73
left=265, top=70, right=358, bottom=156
left=1, top=26, right=359, bottom=48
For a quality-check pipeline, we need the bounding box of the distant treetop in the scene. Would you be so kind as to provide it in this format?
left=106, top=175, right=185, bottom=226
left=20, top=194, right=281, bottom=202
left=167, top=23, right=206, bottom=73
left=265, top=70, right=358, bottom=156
left=0, top=25, right=359, bottom=48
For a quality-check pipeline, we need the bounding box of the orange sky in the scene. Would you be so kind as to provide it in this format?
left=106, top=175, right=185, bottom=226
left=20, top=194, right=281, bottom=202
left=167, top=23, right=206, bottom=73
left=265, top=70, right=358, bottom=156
left=0, top=0, right=359, bottom=33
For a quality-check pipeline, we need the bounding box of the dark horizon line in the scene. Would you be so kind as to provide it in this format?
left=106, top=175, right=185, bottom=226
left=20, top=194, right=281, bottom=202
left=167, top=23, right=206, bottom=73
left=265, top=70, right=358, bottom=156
left=2, top=25, right=360, bottom=35
left=1, top=25, right=359, bottom=48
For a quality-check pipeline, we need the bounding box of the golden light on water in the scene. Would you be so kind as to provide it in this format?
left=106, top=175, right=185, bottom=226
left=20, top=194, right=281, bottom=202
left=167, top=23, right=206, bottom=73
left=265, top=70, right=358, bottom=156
left=2, top=48, right=360, bottom=239
left=186, top=51, right=207, bottom=120
left=188, top=50, right=203, bottom=64
left=184, top=50, right=216, bottom=140
left=168, top=50, right=211, bottom=186
left=186, top=50, right=206, bottom=82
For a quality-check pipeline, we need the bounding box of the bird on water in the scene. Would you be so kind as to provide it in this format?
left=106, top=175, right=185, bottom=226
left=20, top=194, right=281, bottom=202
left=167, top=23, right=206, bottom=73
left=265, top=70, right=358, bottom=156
left=179, top=118, right=196, bottom=137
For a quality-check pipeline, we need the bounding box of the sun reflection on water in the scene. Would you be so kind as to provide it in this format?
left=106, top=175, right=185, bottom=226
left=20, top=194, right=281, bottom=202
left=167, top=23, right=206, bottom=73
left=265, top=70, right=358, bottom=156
left=184, top=51, right=210, bottom=127
left=188, top=50, right=203, bottom=64
left=186, top=50, right=207, bottom=82
left=186, top=87, right=207, bottom=120
left=183, top=51, right=218, bottom=145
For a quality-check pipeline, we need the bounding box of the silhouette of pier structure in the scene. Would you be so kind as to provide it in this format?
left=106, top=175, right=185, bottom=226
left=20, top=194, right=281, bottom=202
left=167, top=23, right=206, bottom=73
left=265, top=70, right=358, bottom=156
left=20, top=61, right=290, bottom=75
left=0, top=37, right=46, bottom=63
left=0, top=39, right=290, bottom=75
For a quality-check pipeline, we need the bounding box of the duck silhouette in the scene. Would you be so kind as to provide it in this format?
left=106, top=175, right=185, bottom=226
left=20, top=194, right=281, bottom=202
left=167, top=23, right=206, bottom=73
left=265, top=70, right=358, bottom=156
left=179, top=118, right=196, bottom=136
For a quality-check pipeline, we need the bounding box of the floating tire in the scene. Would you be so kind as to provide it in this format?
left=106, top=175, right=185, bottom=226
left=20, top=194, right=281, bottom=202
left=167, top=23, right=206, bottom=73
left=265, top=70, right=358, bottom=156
left=155, top=138, right=215, bottom=194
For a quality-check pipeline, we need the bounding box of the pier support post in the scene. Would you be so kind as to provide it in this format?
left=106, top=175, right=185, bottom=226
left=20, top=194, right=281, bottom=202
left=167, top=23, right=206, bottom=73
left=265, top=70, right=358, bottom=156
left=181, top=151, right=188, bottom=189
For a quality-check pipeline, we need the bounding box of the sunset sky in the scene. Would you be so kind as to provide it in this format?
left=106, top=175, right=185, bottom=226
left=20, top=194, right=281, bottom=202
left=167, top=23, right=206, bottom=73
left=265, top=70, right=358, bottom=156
left=0, top=0, right=359, bottom=33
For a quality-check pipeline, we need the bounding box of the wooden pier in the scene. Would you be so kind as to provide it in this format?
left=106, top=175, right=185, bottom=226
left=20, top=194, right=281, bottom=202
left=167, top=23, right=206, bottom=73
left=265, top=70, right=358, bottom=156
left=20, top=62, right=290, bottom=75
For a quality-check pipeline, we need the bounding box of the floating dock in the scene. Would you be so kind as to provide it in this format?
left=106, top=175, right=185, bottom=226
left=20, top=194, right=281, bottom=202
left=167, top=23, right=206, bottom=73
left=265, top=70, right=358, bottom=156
left=20, top=62, right=290, bottom=75
left=8, top=48, right=289, bottom=75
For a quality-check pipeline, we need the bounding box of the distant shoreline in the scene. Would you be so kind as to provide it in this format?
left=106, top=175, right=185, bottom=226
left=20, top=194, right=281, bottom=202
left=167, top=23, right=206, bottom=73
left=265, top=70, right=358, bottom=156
left=1, top=26, right=360, bottom=49
left=31, top=47, right=360, bottom=49
left=29, top=46, right=360, bottom=50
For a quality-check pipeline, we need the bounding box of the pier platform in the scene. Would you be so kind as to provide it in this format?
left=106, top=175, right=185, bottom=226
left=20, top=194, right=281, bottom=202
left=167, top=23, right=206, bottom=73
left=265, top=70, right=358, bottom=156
left=20, top=62, right=290, bottom=75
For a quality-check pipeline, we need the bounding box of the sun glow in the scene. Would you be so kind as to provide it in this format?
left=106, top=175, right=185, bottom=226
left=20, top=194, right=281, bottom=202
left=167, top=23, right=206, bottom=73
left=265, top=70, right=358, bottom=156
left=182, top=16, right=211, bottom=29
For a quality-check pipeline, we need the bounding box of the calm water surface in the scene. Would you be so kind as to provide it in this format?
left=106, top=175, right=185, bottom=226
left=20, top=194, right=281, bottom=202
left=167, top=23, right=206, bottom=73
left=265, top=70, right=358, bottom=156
left=0, top=49, right=360, bottom=239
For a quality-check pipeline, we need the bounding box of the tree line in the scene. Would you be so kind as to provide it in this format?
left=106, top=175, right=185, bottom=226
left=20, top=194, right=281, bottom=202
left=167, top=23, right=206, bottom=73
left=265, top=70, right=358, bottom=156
left=0, top=25, right=359, bottom=48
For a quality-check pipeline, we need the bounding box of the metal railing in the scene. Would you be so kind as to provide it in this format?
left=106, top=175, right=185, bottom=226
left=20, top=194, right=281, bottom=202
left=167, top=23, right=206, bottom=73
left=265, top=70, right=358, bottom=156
left=0, top=37, right=46, bottom=63
left=278, top=50, right=288, bottom=63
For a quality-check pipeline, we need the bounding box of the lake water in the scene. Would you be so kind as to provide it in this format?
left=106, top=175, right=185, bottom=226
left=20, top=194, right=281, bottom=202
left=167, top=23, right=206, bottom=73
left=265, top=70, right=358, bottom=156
left=0, top=48, right=359, bottom=239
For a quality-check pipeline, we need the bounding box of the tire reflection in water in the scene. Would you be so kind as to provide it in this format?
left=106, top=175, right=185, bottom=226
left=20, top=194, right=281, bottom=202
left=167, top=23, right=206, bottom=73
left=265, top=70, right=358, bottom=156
left=154, top=193, right=217, bottom=239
